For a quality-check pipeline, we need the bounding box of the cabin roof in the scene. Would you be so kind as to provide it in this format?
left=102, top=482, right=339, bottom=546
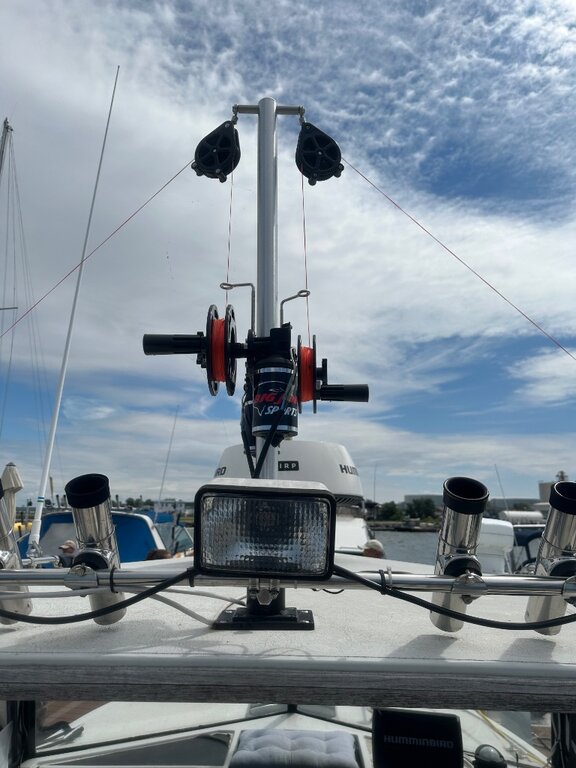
left=0, top=554, right=575, bottom=710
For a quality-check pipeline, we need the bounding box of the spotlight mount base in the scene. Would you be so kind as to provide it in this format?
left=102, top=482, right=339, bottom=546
left=212, top=606, right=315, bottom=631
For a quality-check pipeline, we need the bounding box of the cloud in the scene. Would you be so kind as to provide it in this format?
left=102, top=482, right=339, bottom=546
left=508, top=347, right=576, bottom=405
left=2, top=0, right=576, bottom=504
left=62, top=397, right=115, bottom=421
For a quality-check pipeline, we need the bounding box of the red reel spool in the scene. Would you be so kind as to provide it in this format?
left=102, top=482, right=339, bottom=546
left=205, top=305, right=220, bottom=396
left=298, top=336, right=317, bottom=413
left=223, top=304, right=237, bottom=396
left=206, top=304, right=237, bottom=396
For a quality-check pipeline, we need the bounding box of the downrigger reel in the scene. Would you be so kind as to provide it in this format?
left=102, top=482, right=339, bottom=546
left=143, top=301, right=368, bottom=463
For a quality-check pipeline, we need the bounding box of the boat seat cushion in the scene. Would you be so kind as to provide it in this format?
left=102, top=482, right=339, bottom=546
left=229, top=729, right=360, bottom=768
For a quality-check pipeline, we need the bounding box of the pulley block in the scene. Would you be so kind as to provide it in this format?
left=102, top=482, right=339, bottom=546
left=191, top=121, right=241, bottom=183
left=205, top=304, right=237, bottom=396
left=295, top=122, right=344, bottom=185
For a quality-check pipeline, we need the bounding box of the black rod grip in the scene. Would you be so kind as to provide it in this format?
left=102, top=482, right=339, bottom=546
left=318, top=384, right=369, bottom=402
left=142, top=334, right=205, bottom=355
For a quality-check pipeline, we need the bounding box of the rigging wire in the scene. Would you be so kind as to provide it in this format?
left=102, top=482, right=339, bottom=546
left=300, top=171, right=311, bottom=346
left=494, top=464, right=510, bottom=513
left=158, top=404, right=179, bottom=508
left=225, top=170, right=234, bottom=303
left=4, top=131, right=53, bottom=459
left=3, top=144, right=572, bottom=375
left=28, top=66, right=122, bottom=556
left=0, top=159, right=193, bottom=342
left=342, top=156, right=576, bottom=364
left=0, top=126, right=53, bottom=462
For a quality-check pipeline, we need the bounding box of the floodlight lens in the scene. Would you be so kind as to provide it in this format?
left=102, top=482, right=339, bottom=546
left=197, top=492, right=334, bottom=577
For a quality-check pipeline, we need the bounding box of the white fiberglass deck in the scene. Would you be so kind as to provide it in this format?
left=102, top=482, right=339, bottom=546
left=0, top=554, right=575, bottom=710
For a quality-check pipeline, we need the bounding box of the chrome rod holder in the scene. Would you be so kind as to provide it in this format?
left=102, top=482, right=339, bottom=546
left=0, top=479, right=32, bottom=624
left=430, top=476, right=489, bottom=633
left=65, top=473, right=126, bottom=625
left=525, top=481, right=576, bottom=635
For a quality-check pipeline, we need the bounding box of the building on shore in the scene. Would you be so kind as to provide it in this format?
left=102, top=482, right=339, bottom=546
left=402, top=494, right=540, bottom=516
left=153, top=498, right=187, bottom=516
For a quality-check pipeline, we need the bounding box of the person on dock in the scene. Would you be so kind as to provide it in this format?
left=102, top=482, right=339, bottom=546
left=145, top=548, right=172, bottom=560
left=58, top=539, right=77, bottom=567
left=362, top=539, right=385, bottom=558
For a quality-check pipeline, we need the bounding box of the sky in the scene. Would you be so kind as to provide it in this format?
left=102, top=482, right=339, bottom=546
left=1, top=0, right=576, bottom=506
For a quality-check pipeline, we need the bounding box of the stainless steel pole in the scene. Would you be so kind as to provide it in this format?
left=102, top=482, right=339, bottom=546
left=255, top=97, right=279, bottom=480
left=256, top=97, right=279, bottom=337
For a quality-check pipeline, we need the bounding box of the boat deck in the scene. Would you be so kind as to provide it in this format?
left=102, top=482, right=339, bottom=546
left=1, top=554, right=575, bottom=711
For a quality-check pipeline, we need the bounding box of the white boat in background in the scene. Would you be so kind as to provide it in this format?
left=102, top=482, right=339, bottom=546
left=217, top=441, right=372, bottom=552
left=2, top=98, right=576, bottom=768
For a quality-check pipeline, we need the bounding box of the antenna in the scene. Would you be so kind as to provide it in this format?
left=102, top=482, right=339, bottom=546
left=494, top=464, right=509, bottom=514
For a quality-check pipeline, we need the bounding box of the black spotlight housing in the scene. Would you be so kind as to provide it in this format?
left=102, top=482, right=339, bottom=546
left=191, top=121, right=241, bottom=182
left=295, top=122, right=344, bottom=185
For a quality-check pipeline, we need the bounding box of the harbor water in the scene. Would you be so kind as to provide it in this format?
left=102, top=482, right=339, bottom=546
left=373, top=529, right=437, bottom=565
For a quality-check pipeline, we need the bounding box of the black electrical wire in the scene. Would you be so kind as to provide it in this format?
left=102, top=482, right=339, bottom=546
left=240, top=423, right=256, bottom=478
left=252, top=364, right=298, bottom=479
left=0, top=568, right=196, bottom=625
left=333, top=563, right=576, bottom=632
left=6, top=561, right=576, bottom=631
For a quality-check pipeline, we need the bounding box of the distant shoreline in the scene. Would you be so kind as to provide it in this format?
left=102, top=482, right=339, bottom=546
left=369, top=522, right=439, bottom=532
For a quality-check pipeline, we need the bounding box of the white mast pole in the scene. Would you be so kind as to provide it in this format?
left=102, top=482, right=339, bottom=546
left=256, top=97, right=279, bottom=336
left=27, top=68, right=120, bottom=556
left=255, top=97, right=279, bottom=480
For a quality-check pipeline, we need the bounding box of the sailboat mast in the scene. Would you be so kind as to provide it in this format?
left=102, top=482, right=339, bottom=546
left=0, top=119, right=12, bottom=180
left=0, top=119, right=18, bottom=315
left=27, top=69, right=120, bottom=555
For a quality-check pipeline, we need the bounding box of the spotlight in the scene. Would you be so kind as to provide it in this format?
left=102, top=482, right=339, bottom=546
left=194, top=478, right=336, bottom=580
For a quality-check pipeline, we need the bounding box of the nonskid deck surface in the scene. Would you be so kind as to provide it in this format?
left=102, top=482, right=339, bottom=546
left=1, top=554, right=575, bottom=710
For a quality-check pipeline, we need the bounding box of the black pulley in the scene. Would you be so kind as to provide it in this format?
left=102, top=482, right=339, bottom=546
left=191, top=121, right=241, bottom=182
left=295, top=122, right=344, bottom=185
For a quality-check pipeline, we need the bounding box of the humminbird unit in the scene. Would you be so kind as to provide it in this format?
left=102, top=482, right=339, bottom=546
left=372, top=709, right=463, bottom=768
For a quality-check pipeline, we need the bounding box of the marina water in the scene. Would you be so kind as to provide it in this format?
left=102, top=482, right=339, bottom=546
left=374, top=530, right=437, bottom=565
